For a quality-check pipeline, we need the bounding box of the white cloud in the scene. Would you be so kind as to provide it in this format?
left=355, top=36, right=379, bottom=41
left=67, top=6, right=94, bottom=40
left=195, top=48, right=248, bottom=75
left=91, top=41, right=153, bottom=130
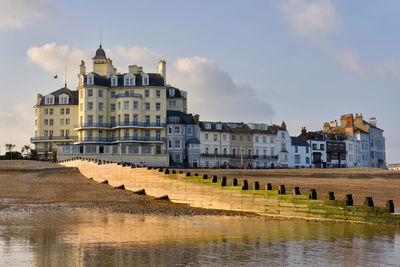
left=0, top=0, right=55, bottom=30
left=336, top=50, right=364, bottom=75
left=27, top=42, right=90, bottom=86
left=27, top=43, right=275, bottom=123
left=279, top=0, right=341, bottom=39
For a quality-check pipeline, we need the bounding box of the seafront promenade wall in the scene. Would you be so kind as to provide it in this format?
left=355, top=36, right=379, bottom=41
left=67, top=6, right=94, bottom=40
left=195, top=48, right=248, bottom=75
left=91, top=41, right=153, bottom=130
left=61, top=159, right=400, bottom=225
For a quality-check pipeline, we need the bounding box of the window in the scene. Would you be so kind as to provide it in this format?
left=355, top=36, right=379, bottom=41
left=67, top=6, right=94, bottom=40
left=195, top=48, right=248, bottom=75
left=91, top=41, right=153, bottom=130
left=168, top=100, right=176, bottom=107
left=145, top=103, right=150, bottom=110
left=175, top=139, right=181, bottom=149
left=175, top=126, right=180, bottom=134
left=214, top=147, right=218, bottom=155
left=45, top=109, right=48, bottom=115
left=295, top=155, right=300, bottom=164
left=98, top=102, right=104, bottom=111
left=133, top=101, right=138, bottom=109
left=156, top=130, right=161, bottom=140
left=110, top=91, right=116, bottom=98
left=263, top=136, right=266, bottom=143
left=156, top=144, right=161, bottom=154
left=124, top=129, right=129, bottom=138
left=313, top=144, right=317, bottom=150
left=281, top=132, right=285, bottom=139
left=156, top=90, right=161, bottom=98
left=232, top=135, right=236, bottom=141
left=111, top=76, right=118, bottom=87
left=49, top=119, right=54, bottom=126
left=124, top=114, right=130, bottom=124
left=44, top=130, right=48, bottom=137
left=60, top=119, right=64, bottom=125
left=66, top=130, right=70, bottom=137
left=232, top=148, right=236, bottom=155
left=168, top=140, right=172, bottom=148
left=248, top=148, right=252, bottom=157
left=156, top=115, right=161, bottom=126
left=98, top=90, right=103, bottom=97
left=49, top=130, right=53, bottom=137
left=216, top=124, right=222, bottom=130
left=240, top=136, right=243, bottom=141
left=205, top=123, right=211, bottom=129
left=110, top=104, right=115, bottom=112
left=306, top=157, right=310, bottom=164
left=145, top=130, right=150, bottom=138
left=124, top=101, right=129, bottom=110
left=306, top=147, right=309, bottom=153
left=66, top=118, right=70, bottom=125
left=87, top=74, right=94, bottom=85
left=271, top=137, right=274, bottom=144
left=320, top=144, right=325, bottom=150
left=142, top=145, right=151, bottom=154
left=88, top=89, right=93, bottom=97
left=222, top=134, right=227, bottom=141
left=110, top=116, right=116, bottom=124
left=60, top=108, right=64, bottom=115
left=214, top=134, right=218, bottom=141
left=204, top=133, right=209, bottom=140
left=169, top=89, right=175, bottom=96
left=60, top=95, right=69, bottom=104
left=168, top=126, right=172, bottom=134
left=44, top=119, right=48, bottom=125
left=66, top=108, right=70, bottom=114
left=60, top=130, right=64, bottom=137
left=145, top=115, right=150, bottom=125
left=98, top=115, right=104, bottom=124
left=142, top=75, right=149, bottom=85
left=156, top=102, right=161, bottom=111
left=88, top=102, right=93, bottom=110
left=205, top=147, right=209, bottom=155
left=45, top=96, right=54, bottom=105
left=187, top=127, right=193, bottom=136
left=295, top=146, right=298, bottom=153
left=124, top=74, right=135, bottom=86
left=255, top=136, right=259, bottom=143
left=145, top=90, right=150, bottom=97
left=50, top=109, right=53, bottom=115
left=134, top=129, right=138, bottom=139
left=223, top=148, right=227, bottom=155
left=87, top=115, right=93, bottom=124
left=125, top=90, right=129, bottom=97
left=133, top=114, right=138, bottom=124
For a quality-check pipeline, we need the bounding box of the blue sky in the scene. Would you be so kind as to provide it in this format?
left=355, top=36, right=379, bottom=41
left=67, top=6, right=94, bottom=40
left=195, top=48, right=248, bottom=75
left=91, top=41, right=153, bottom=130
left=0, top=0, right=399, bottom=163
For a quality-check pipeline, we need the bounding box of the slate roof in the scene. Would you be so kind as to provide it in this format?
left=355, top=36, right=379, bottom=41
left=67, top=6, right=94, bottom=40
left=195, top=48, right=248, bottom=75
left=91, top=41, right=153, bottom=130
left=199, top=121, right=229, bottom=132
left=166, top=87, right=184, bottom=98
left=37, top=86, right=79, bottom=106
left=84, top=72, right=165, bottom=87
left=92, top=45, right=106, bottom=59
left=167, top=110, right=195, bottom=125
left=291, top=137, right=310, bottom=147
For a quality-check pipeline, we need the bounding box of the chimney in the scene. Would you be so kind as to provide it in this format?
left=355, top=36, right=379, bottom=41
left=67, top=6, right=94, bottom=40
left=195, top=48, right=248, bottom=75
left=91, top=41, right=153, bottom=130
left=80, top=60, right=86, bottom=75
left=128, top=65, right=138, bottom=74
left=281, top=121, right=287, bottom=130
left=193, top=114, right=200, bottom=125
left=301, top=127, right=307, bottom=137
left=158, top=60, right=166, bottom=85
left=138, top=66, right=143, bottom=73
left=369, top=117, right=377, bottom=126
left=323, top=122, right=330, bottom=132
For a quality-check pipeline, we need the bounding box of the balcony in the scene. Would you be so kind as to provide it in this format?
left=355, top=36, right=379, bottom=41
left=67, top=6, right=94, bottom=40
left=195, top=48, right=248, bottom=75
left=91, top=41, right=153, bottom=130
left=74, top=122, right=165, bottom=130
left=31, top=136, right=78, bottom=143
left=76, top=136, right=166, bottom=144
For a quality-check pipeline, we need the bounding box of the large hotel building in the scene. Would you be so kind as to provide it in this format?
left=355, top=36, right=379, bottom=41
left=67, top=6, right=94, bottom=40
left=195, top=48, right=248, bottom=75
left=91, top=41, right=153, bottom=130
left=32, top=45, right=186, bottom=166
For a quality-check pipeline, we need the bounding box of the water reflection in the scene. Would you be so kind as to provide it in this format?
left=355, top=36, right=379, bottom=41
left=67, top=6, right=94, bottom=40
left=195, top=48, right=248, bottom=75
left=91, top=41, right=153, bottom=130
left=0, top=207, right=399, bottom=266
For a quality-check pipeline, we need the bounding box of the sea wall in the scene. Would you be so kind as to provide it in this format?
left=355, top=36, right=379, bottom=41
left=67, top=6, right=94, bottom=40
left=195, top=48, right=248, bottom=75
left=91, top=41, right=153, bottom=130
left=61, top=159, right=400, bottom=225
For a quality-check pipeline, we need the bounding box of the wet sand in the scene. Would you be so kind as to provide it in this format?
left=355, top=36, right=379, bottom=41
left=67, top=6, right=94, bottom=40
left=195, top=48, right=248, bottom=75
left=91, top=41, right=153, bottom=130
left=0, top=160, right=250, bottom=216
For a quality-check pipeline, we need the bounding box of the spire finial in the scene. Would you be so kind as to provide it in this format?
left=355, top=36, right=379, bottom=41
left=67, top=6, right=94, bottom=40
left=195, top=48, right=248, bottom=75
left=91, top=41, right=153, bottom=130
left=100, top=30, right=102, bottom=48
left=64, top=65, right=67, bottom=87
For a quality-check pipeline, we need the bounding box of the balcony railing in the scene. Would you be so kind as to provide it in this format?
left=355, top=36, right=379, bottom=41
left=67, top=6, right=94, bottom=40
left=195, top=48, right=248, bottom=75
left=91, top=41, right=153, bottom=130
left=31, top=136, right=78, bottom=142
left=200, top=153, right=279, bottom=160
left=75, top=122, right=165, bottom=129
left=77, top=136, right=166, bottom=143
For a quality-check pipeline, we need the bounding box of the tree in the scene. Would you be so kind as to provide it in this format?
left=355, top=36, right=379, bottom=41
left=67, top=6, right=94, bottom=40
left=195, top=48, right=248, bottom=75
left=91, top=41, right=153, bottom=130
left=21, top=145, right=31, bottom=158
left=5, top=144, right=15, bottom=159
left=28, top=149, right=39, bottom=160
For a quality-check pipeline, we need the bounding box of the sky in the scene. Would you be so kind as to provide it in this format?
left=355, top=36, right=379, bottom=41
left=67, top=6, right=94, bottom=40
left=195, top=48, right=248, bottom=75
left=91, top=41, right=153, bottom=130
left=0, top=0, right=399, bottom=163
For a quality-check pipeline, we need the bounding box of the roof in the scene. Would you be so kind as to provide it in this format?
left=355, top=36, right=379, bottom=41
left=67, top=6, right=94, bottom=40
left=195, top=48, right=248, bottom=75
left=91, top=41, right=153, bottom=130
left=37, top=86, right=79, bottom=106
left=166, top=87, right=184, bottom=98
left=92, top=45, right=106, bottom=59
left=199, top=121, right=230, bottom=132
left=291, top=137, right=310, bottom=147
left=362, top=120, right=383, bottom=131
left=187, top=138, right=200, bottom=144
left=167, top=110, right=195, bottom=125
left=84, top=72, right=165, bottom=87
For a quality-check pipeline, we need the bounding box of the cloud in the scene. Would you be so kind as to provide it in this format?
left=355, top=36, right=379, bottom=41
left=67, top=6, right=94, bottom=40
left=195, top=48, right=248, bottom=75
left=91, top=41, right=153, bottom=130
left=336, top=50, right=364, bottom=75
left=27, top=42, right=90, bottom=86
left=27, top=43, right=275, bottom=123
left=279, top=0, right=341, bottom=40
left=169, top=56, right=275, bottom=121
left=0, top=0, right=55, bottom=30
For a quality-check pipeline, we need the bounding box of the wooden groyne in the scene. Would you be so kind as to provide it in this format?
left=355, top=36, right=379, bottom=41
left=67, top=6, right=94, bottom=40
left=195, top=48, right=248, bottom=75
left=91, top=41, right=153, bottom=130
left=60, top=158, right=400, bottom=225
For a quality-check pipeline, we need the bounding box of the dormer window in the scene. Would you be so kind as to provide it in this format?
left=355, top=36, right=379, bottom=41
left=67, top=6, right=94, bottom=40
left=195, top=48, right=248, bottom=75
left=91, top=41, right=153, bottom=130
left=124, top=73, right=135, bottom=86
left=169, top=89, right=175, bottom=97
left=205, top=123, right=211, bottom=130
left=45, top=95, right=55, bottom=105
left=216, top=124, right=222, bottom=130
left=142, top=74, right=149, bottom=86
left=59, top=94, right=69, bottom=104
left=87, top=73, right=94, bottom=85
left=229, top=123, right=236, bottom=128
left=111, top=75, right=118, bottom=87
